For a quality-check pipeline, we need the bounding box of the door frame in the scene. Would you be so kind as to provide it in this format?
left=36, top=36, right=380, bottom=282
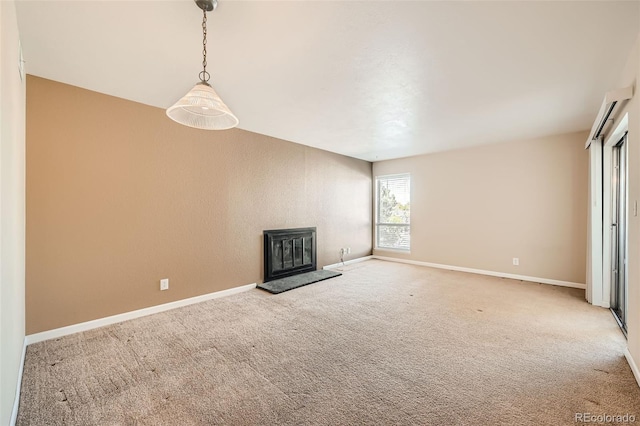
left=595, top=112, right=629, bottom=309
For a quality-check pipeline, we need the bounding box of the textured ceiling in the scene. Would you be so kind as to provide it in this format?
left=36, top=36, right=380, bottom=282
left=15, top=0, right=640, bottom=161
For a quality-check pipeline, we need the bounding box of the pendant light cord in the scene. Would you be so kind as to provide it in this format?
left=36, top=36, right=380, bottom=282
left=199, top=8, right=210, bottom=84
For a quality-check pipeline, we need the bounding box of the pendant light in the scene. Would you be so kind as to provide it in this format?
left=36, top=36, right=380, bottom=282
left=166, top=0, right=238, bottom=130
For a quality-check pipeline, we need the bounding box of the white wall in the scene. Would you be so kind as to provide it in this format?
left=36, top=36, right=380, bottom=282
left=0, top=0, right=26, bottom=424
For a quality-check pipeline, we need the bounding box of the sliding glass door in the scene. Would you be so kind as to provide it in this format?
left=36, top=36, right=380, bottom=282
left=610, top=134, right=628, bottom=333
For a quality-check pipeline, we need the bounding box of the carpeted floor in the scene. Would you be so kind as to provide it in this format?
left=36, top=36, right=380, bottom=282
left=17, top=260, right=640, bottom=425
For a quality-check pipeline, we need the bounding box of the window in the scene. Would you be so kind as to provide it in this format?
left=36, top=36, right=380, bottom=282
left=375, top=174, right=410, bottom=250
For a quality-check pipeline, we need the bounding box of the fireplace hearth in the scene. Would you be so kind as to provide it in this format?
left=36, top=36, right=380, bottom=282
left=263, top=227, right=316, bottom=282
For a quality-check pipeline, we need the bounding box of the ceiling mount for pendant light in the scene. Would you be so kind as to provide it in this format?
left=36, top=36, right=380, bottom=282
left=166, top=0, right=238, bottom=130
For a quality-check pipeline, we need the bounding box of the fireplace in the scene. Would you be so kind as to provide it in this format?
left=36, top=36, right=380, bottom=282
left=263, top=227, right=316, bottom=282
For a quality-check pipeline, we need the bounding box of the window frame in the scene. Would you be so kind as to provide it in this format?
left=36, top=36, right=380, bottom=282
left=374, top=173, right=411, bottom=251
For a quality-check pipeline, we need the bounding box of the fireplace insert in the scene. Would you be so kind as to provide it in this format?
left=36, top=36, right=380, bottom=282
left=263, top=227, right=316, bottom=282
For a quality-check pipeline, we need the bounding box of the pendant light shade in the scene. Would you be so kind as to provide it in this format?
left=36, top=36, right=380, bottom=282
left=166, top=0, right=238, bottom=131
left=166, top=82, right=238, bottom=130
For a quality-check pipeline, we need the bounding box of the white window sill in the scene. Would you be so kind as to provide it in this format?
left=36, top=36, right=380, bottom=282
left=374, top=247, right=411, bottom=254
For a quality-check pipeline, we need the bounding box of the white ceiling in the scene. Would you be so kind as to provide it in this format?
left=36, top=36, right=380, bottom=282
left=15, top=0, right=640, bottom=161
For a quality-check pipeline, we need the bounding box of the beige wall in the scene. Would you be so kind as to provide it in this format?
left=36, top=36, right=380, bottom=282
left=373, top=132, right=588, bottom=284
left=26, top=76, right=372, bottom=334
left=0, top=0, right=27, bottom=423
left=610, top=34, right=640, bottom=377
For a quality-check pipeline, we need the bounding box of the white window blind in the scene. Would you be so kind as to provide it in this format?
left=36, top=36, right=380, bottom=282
left=376, top=174, right=410, bottom=250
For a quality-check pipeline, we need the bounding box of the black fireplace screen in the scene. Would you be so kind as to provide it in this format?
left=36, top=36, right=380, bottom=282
left=264, top=227, right=316, bottom=282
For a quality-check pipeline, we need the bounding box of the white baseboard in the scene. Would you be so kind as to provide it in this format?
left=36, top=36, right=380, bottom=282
left=625, top=348, right=640, bottom=389
left=323, top=255, right=374, bottom=270
left=25, top=282, right=257, bottom=345
left=372, top=256, right=586, bottom=289
left=10, top=337, right=27, bottom=426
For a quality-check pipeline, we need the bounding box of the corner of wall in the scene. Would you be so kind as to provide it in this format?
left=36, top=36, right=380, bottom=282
left=0, top=0, right=27, bottom=424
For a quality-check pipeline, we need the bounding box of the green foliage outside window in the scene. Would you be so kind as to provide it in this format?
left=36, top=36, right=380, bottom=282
left=377, top=176, right=410, bottom=250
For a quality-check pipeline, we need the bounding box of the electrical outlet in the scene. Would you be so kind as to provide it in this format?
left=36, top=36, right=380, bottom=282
left=512, top=258, right=519, bottom=266
left=346, top=247, right=351, bottom=254
left=160, top=278, right=169, bottom=291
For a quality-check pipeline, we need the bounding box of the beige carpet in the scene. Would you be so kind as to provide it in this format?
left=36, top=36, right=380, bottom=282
left=17, top=260, right=640, bottom=425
